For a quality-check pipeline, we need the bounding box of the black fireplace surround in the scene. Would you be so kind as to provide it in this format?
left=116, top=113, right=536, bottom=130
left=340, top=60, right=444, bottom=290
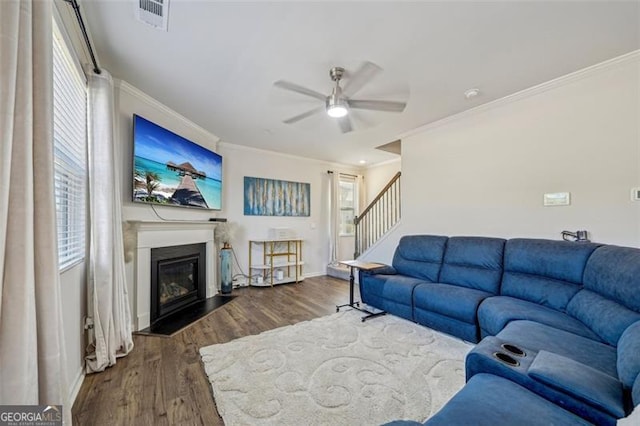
left=150, top=243, right=206, bottom=325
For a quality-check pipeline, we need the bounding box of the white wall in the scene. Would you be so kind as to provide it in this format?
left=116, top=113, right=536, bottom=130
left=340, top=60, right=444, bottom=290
left=364, top=158, right=401, bottom=204
left=59, top=264, right=86, bottom=405
left=217, top=143, right=360, bottom=278
left=362, top=53, right=640, bottom=265
left=114, top=81, right=359, bottom=290
left=116, top=81, right=221, bottom=222
left=114, top=81, right=223, bottom=319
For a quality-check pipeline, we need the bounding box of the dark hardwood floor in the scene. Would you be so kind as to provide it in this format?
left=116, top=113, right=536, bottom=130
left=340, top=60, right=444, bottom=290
left=72, top=275, right=351, bottom=425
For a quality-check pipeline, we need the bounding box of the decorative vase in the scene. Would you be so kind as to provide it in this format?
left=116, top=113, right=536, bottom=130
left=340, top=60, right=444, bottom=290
left=220, top=247, right=233, bottom=294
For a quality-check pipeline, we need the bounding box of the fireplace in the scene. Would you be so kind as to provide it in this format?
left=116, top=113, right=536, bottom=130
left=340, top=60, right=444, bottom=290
left=150, top=243, right=206, bottom=325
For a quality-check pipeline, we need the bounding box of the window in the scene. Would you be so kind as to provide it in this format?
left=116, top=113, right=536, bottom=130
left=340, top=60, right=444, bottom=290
left=53, top=25, right=87, bottom=271
left=339, top=176, right=357, bottom=236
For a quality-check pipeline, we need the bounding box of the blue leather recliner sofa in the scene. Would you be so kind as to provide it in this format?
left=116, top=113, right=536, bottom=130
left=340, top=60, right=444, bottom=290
left=361, top=235, right=640, bottom=425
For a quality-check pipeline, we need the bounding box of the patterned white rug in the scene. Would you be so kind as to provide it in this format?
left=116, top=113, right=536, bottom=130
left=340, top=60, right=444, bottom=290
left=200, top=310, right=472, bottom=426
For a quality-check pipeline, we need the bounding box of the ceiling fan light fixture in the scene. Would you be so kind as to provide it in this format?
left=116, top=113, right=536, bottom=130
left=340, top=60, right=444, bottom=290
left=326, top=104, right=348, bottom=118
left=326, top=92, right=348, bottom=118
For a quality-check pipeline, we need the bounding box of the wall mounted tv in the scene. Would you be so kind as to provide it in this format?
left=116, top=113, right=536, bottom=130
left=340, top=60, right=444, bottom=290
left=133, top=114, right=222, bottom=210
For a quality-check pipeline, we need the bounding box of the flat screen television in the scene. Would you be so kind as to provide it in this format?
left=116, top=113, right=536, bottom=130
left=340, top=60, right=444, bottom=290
left=132, top=114, right=222, bottom=210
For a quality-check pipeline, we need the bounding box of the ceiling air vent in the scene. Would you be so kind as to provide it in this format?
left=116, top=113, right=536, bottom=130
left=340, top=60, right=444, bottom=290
left=134, top=0, right=169, bottom=31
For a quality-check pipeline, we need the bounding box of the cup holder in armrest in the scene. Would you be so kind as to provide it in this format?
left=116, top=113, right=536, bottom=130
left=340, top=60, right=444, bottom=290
left=501, top=343, right=526, bottom=357
left=493, top=352, right=520, bottom=367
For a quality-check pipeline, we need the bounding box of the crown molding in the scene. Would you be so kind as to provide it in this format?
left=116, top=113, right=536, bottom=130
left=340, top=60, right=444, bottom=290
left=115, top=79, right=221, bottom=143
left=217, top=141, right=363, bottom=173
left=400, top=50, right=640, bottom=139
left=365, top=157, right=401, bottom=170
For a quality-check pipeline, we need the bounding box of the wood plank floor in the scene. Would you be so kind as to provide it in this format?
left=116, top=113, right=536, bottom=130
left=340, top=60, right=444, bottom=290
left=72, top=275, right=352, bottom=425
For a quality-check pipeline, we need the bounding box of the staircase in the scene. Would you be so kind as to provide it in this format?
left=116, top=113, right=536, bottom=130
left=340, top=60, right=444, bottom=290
left=354, top=171, right=401, bottom=258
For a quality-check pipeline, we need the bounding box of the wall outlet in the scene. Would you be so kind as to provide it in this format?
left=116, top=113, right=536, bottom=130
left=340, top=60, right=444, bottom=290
left=543, top=192, right=571, bottom=207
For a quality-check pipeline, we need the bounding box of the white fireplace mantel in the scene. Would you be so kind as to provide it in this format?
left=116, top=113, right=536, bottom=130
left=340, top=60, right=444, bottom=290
left=131, top=220, right=218, bottom=331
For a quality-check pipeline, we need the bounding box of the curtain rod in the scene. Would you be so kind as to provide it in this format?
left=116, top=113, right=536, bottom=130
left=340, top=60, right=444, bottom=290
left=327, top=170, right=359, bottom=178
left=64, top=0, right=101, bottom=74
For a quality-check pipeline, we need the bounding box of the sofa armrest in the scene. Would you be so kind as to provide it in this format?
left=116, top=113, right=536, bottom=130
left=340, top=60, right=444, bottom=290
left=528, top=350, right=625, bottom=418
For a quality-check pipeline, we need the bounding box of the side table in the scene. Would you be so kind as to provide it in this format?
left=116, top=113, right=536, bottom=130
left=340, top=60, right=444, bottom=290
left=336, top=260, right=387, bottom=322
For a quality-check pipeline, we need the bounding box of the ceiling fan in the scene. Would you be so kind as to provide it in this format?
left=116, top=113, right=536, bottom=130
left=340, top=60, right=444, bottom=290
left=274, top=62, right=407, bottom=133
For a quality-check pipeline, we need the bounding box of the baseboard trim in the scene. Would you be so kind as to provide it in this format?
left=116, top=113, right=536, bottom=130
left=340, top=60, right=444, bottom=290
left=68, top=366, right=85, bottom=407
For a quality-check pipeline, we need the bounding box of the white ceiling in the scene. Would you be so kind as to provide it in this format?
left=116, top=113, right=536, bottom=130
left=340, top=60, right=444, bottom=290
left=81, top=1, right=639, bottom=166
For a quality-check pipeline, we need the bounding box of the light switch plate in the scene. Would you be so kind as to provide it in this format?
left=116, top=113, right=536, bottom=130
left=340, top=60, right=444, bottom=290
left=632, top=188, right=640, bottom=201
left=543, top=192, right=571, bottom=207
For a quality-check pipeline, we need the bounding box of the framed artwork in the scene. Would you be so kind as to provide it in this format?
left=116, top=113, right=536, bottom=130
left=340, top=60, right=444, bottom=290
left=244, top=177, right=310, bottom=216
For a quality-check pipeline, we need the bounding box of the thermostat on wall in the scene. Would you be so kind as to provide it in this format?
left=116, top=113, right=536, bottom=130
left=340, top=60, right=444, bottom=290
left=543, top=192, right=571, bottom=207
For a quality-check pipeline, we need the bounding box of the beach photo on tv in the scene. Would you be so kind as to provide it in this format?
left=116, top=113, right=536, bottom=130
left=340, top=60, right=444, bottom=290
left=132, top=115, right=222, bottom=210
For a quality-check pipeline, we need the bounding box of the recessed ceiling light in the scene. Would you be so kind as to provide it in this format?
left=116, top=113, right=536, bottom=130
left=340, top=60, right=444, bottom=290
left=359, top=160, right=367, bottom=164
left=464, top=88, right=480, bottom=99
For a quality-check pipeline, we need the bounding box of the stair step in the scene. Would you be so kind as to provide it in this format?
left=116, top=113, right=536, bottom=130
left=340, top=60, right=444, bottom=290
left=326, top=264, right=350, bottom=281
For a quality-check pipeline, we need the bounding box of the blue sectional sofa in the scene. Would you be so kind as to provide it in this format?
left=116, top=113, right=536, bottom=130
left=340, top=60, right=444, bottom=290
left=361, top=235, right=640, bottom=425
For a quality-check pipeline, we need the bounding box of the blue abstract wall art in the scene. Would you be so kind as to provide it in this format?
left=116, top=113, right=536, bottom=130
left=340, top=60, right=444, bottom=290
left=244, top=177, right=310, bottom=216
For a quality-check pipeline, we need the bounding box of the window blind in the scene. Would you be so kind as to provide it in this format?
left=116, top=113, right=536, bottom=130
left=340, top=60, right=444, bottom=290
left=53, top=30, right=87, bottom=271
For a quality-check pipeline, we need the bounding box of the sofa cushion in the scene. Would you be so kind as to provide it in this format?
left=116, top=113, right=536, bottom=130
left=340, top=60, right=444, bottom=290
left=380, top=276, right=428, bottom=321
left=383, top=275, right=426, bottom=304
left=583, top=246, right=640, bottom=313
left=478, top=296, right=600, bottom=341
left=392, top=235, right=448, bottom=281
left=360, top=273, right=425, bottom=321
left=424, top=373, right=592, bottom=426
left=359, top=272, right=389, bottom=310
left=565, top=245, right=640, bottom=346
left=528, top=351, right=625, bottom=418
left=414, top=283, right=492, bottom=324
left=413, top=308, right=479, bottom=343
left=633, top=374, right=640, bottom=407
left=438, top=236, right=506, bottom=294
left=501, top=239, right=600, bottom=311
left=567, top=290, right=640, bottom=347
left=496, top=320, right=618, bottom=377
left=466, top=334, right=618, bottom=425
left=617, top=321, right=640, bottom=389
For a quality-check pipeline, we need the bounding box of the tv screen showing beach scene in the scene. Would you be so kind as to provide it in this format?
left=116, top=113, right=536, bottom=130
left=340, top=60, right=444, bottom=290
left=132, top=114, right=222, bottom=210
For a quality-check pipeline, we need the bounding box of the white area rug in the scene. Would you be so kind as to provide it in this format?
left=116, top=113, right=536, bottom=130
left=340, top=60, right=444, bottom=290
left=200, top=310, right=472, bottom=426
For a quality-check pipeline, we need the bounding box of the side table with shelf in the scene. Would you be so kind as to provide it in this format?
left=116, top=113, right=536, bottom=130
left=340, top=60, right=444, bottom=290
left=336, top=260, right=387, bottom=322
left=248, top=239, right=304, bottom=287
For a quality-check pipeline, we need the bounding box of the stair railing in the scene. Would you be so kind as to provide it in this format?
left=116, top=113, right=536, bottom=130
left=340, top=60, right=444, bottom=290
left=354, top=171, right=401, bottom=258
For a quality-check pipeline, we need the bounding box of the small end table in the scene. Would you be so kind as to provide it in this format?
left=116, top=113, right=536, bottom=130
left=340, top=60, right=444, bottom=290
left=336, top=260, right=387, bottom=322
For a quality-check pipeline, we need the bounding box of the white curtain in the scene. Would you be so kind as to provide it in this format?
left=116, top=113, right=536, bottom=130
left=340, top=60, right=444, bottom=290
left=356, top=174, right=365, bottom=259
left=328, top=172, right=340, bottom=265
left=357, top=175, right=366, bottom=217
left=85, top=69, right=134, bottom=373
left=0, top=0, right=70, bottom=415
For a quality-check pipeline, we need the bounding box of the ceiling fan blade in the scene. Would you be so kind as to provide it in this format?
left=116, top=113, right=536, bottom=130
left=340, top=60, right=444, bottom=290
left=348, top=99, right=406, bottom=112
left=274, top=80, right=327, bottom=101
left=282, top=106, right=324, bottom=124
left=337, top=116, right=353, bottom=133
left=342, top=61, right=382, bottom=97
